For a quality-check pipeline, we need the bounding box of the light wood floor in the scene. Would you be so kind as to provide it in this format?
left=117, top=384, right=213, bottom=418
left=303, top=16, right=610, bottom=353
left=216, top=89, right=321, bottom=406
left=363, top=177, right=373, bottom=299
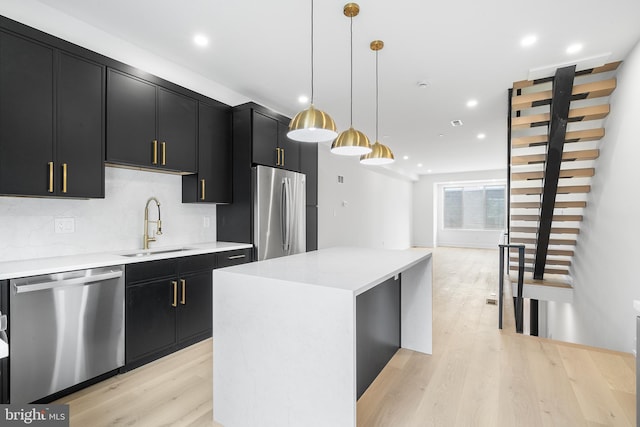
left=57, top=247, right=636, bottom=426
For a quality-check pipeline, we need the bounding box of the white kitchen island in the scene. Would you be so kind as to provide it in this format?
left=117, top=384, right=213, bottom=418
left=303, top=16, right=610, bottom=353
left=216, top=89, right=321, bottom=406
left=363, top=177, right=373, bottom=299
left=212, top=247, right=432, bottom=427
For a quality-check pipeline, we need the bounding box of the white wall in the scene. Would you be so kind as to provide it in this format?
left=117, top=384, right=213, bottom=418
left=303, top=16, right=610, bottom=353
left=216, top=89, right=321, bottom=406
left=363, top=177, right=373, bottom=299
left=0, top=167, right=217, bottom=261
left=317, top=144, right=412, bottom=250
left=412, top=169, right=506, bottom=248
left=545, top=39, right=640, bottom=353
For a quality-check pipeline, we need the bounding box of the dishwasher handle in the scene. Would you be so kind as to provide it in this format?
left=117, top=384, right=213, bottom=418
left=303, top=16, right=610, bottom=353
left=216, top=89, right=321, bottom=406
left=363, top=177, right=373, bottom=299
left=13, top=270, right=123, bottom=294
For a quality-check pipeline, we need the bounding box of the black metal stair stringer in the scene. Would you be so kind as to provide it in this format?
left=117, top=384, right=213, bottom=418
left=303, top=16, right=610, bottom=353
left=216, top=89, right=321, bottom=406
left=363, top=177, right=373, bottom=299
left=534, top=65, right=576, bottom=279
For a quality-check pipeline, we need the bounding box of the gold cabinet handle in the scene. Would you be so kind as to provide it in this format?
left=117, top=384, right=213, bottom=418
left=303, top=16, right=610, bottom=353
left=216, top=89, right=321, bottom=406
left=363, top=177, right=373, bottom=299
left=227, top=254, right=246, bottom=260
left=161, top=142, right=166, bottom=166
left=62, top=163, right=68, bottom=194
left=200, top=179, right=206, bottom=201
left=180, top=279, right=186, bottom=305
left=171, top=281, right=177, bottom=307
left=152, top=140, right=158, bottom=165
left=48, top=162, right=54, bottom=193
left=276, top=147, right=281, bottom=166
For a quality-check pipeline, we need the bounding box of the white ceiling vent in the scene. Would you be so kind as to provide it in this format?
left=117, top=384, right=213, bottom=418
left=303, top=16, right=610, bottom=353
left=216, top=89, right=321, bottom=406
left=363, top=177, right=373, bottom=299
left=450, top=119, right=463, bottom=127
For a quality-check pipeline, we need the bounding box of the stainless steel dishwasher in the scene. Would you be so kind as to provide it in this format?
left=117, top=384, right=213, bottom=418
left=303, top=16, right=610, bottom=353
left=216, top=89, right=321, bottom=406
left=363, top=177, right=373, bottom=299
left=10, top=266, right=124, bottom=403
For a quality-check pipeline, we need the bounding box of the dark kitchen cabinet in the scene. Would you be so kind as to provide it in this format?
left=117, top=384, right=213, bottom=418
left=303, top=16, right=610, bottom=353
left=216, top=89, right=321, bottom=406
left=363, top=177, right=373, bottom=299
left=0, top=30, right=104, bottom=198
left=306, top=206, right=318, bottom=251
left=299, top=141, right=318, bottom=206
left=106, top=68, right=197, bottom=173
left=182, top=101, right=232, bottom=203
left=215, top=248, right=252, bottom=268
left=124, top=254, right=214, bottom=370
left=251, top=109, right=299, bottom=172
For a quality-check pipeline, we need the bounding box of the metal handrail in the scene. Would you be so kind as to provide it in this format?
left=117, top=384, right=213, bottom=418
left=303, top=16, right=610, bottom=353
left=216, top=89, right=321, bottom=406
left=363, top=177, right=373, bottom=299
left=498, top=232, right=525, bottom=332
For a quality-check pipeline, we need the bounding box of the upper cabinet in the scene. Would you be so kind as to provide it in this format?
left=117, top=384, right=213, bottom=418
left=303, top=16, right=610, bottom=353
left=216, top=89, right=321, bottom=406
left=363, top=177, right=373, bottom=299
left=106, top=68, right=197, bottom=173
left=182, top=101, right=232, bottom=204
left=0, top=30, right=105, bottom=198
left=251, top=109, right=300, bottom=172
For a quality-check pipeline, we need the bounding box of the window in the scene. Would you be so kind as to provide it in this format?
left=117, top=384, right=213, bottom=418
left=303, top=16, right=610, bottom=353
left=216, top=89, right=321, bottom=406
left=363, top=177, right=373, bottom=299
left=443, top=184, right=505, bottom=230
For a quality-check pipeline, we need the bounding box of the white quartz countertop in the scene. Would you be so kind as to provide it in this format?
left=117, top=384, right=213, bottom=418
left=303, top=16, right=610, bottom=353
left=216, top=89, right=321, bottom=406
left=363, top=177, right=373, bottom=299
left=0, top=241, right=252, bottom=280
left=217, top=246, right=432, bottom=295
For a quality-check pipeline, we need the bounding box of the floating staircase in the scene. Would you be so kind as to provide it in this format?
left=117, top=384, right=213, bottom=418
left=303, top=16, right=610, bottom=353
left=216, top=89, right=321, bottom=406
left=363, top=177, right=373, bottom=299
left=506, top=61, right=621, bottom=330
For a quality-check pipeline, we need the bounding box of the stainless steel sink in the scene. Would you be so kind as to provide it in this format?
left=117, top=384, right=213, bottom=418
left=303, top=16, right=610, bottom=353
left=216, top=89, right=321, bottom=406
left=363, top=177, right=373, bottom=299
left=119, top=248, right=193, bottom=257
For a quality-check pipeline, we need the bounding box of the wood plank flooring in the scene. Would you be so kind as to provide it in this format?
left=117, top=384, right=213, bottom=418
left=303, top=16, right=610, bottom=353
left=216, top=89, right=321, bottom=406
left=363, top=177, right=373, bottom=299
left=57, top=247, right=636, bottom=426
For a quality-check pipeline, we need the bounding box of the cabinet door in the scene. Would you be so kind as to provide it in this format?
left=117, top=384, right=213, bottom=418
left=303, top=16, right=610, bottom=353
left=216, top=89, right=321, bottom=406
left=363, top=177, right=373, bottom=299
left=306, top=206, right=318, bottom=251
left=183, top=101, right=232, bottom=203
left=177, top=270, right=212, bottom=344
left=251, top=111, right=278, bottom=167
left=158, top=88, right=197, bottom=173
left=106, top=69, right=156, bottom=168
left=299, top=142, right=318, bottom=206
left=0, top=31, right=54, bottom=196
left=125, top=278, right=177, bottom=363
left=57, top=52, right=104, bottom=198
left=278, top=121, right=300, bottom=172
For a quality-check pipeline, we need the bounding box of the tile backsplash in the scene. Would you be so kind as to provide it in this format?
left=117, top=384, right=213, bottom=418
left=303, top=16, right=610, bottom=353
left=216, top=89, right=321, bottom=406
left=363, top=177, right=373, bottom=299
left=0, top=167, right=217, bottom=261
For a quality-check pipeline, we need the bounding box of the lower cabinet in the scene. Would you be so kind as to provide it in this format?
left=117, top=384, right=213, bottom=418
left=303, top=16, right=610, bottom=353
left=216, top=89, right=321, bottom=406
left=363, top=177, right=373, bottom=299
left=124, top=250, right=250, bottom=371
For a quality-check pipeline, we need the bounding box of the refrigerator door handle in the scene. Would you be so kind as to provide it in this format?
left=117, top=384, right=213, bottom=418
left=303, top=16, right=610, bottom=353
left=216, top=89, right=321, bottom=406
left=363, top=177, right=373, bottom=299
left=285, top=177, right=293, bottom=253
left=281, top=179, right=288, bottom=251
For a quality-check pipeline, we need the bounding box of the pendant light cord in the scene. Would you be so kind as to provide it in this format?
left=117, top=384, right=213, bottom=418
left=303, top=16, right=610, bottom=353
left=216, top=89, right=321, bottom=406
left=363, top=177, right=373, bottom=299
left=349, top=15, right=354, bottom=126
left=375, top=49, right=379, bottom=141
left=310, top=0, right=314, bottom=105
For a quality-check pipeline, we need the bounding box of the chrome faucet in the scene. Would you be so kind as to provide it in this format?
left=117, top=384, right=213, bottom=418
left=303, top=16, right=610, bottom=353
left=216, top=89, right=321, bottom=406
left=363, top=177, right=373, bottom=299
left=143, top=197, right=162, bottom=250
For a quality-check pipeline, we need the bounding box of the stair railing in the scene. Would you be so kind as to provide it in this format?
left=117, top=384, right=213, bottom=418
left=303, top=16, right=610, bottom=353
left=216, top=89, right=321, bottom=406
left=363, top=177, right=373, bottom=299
left=498, top=232, right=525, bottom=332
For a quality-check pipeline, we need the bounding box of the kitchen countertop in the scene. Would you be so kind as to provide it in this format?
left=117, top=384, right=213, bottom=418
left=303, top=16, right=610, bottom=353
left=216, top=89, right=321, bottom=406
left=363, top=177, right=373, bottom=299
left=0, top=241, right=252, bottom=280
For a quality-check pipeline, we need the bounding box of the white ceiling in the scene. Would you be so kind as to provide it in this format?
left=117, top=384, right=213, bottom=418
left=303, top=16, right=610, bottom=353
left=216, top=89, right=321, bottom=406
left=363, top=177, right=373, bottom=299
left=16, top=0, right=640, bottom=178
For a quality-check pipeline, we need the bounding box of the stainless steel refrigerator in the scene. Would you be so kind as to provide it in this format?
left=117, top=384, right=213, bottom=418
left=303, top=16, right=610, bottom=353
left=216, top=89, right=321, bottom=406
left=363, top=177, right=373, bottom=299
left=253, top=165, right=306, bottom=261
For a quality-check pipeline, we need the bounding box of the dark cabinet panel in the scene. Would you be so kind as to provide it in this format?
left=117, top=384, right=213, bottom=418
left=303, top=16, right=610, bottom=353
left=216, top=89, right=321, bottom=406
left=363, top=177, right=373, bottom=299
left=57, top=52, right=104, bottom=197
left=306, top=206, right=318, bottom=251
left=177, top=270, right=212, bottom=343
left=278, top=121, right=300, bottom=172
left=106, top=69, right=156, bottom=168
left=0, top=31, right=104, bottom=198
left=158, top=88, right=197, bottom=173
left=106, top=69, right=197, bottom=173
left=299, top=142, right=318, bottom=206
left=126, top=278, right=177, bottom=363
left=252, top=111, right=279, bottom=167
left=0, top=32, right=54, bottom=196
left=215, top=248, right=252, bottom=267
left=182, top=101, right=232, bottom=203
left=356, top=275, right=400, bottom=399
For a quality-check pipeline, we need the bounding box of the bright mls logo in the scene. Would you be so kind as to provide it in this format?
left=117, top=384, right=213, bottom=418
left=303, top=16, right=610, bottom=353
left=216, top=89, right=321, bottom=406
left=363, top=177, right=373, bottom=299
left=1, top=405, right=69, bottom=426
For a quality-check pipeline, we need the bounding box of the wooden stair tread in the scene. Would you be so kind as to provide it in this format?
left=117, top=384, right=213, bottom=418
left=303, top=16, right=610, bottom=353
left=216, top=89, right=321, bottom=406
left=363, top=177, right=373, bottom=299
left=511, top=237, right=577, bottom=246
left=512, top=128, right=604, bottom=148
left=509, top=257, right=571, bottom=266
left=508, top=273, right=573, bottom=289
left=509, top=265, right=570, bottom=275
left=511, top=104, right=610, bottom=129
left=511, top=201, right=587, bottom=209
left=511, top=226, right=580, bottom=234
left=511, top=79, right=616, bottom=110
left=512, top=149, right=599, bottom=165
left=511, top=185, right=590, bottom=195
left=511, top=168, right=595, bottom=181
left=511, top=214, right=583, bottom=221
left=509, top=247, right=574, bottom=256
left=510, top=61, right=621, bottom=91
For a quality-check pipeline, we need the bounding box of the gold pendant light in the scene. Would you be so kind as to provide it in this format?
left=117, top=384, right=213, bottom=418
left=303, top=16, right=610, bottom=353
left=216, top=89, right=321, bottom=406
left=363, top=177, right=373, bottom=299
left=288, top=0, right=337, bottom=143
left=361, top=40, right=395, bottom=165
left=331, top=3, right=372, bottom=156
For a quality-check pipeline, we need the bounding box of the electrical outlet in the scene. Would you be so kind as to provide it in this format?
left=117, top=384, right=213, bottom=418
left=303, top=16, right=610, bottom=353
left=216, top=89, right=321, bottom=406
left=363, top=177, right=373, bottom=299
left=203, top=216, right=211, bottom=228
left=54, top=217, right=75, bottom=234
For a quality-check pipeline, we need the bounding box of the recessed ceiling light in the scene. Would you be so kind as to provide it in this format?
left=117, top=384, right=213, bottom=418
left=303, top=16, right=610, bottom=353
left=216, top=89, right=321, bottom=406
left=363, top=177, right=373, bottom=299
left=193, top=34, right=209, bottom=47
left=403, top=155, right=409, bottom=160
left=566, top=43, right=583, bottom=54
left=466, top=99, right=478, bottom=108
left=477, top=133, right=486, bottom=139
left=438, top=133, right=445, bottom=137
left=520, top=35, right=537, bottom=47
left=298, top=95, right=309, bottom=104
left=417, top=163, right=423, bottom=168
left=417, top=81, right=429, bottom=89
left=427, top=169, right=432, bottom=173
left=451, top=120, right=463, bottom=127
